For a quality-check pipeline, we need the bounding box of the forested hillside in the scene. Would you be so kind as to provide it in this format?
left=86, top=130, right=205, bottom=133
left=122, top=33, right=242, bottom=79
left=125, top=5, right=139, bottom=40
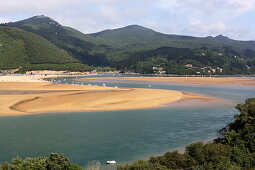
left=0, top=26, right=91, bottom=72
left=117, top=46, right=255, bottom=75
left=3, top=15, right=255, bottom=74
left=7, top=15, right=110, bottom=66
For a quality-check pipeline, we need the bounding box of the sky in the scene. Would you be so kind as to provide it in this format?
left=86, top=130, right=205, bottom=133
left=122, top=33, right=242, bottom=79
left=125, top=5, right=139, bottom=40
left=0, top=0, right=255, bottom=40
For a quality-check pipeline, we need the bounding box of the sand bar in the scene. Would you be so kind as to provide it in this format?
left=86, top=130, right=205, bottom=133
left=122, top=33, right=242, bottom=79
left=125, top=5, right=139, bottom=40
left=79, top=76, right=255, bottom=85
left=0, top=75, right=212, bottom=116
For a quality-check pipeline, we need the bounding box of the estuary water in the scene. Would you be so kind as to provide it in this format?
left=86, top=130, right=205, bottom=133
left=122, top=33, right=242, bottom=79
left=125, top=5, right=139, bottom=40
left=0, top=74, right=254, bottom=168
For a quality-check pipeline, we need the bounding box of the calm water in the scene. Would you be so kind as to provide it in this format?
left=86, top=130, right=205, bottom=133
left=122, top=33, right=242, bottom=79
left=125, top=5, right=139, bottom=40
left=0, top=74, right=254, bottom=168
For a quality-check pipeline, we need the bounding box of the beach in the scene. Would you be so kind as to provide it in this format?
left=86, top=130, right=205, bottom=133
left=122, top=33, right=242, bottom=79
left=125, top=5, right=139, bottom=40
left=0, top=75, right=212, bottom=116
left=79, top=76, right=255, bottom=85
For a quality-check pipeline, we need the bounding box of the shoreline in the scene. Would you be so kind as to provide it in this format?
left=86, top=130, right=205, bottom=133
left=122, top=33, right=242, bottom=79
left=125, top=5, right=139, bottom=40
left=0, top=75, right=213, bottom=116
left=78, top=76, right=255, bottom=86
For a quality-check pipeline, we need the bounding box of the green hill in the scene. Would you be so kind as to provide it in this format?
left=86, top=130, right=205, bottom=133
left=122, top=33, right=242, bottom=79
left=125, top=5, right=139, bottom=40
left=118, top=46, right=255, bottom=75
left=0, top=26, right=91, bottom=72
left=7, top=15, right=110, bottom=66
left=90, top=25, right=255, bottom=50
left=5, top=15, right=255, bottom=74
left=90, top=25, right=255, bottom=74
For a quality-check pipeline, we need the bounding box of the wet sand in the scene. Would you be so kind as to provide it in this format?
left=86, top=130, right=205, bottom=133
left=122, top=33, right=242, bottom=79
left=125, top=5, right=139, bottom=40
left=0, top=75, right=213, bottom=116
left=0, top=82, right=212, bottom=116
left=79, top=76, right=255, bottom=85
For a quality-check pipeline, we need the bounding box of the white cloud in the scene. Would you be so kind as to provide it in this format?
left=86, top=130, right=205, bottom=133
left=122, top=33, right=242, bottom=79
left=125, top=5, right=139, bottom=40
left=151, top=0, right=255, bottom=39
left=184, top=19, right=251, bottom=40
left=144, top=20, right=176, bottom=34
left=0, top=0, right=254, bottom=40
left=0, top=0, right=83, bottom=14
left=0, top=18, right=10, bottom=24
left=188, top=20, right=229, bottom=34
left=157, top=0, right=255, bottom=16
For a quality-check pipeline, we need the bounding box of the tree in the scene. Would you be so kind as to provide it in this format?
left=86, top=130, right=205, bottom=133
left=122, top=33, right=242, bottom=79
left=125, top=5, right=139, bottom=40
left=0, top=153, right=82, bottom=170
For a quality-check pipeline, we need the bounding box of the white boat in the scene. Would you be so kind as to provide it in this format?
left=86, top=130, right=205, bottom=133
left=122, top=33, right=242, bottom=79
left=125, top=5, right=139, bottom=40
left=106, top=160, right=117, bottom=164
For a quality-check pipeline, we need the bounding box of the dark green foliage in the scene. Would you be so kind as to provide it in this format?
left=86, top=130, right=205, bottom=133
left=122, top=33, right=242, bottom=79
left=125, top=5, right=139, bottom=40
left=185, top=142, right=205, bottom=164
left=118, top=160, right=168, bottom=170
left=219, top=98, right=255, bottom=168
left=0, top=26, right=94, bottom=72
left=125, top=47, right=255, bottom=75
left=20, top=63, right=93, bottom=73
left=118, top=98, right=255, bottom=170
left=189, top=143, right=233, bottom=169
left=0, top=153, right=82, bottom=170
left=149, top=151, right=197, bottom=169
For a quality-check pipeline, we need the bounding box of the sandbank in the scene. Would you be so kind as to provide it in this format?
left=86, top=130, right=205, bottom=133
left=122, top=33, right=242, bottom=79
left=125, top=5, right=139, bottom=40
left=0, top=75, right=213, bottom=116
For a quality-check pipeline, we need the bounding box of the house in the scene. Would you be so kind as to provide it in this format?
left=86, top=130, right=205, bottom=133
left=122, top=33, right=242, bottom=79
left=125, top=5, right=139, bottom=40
left=185, top=64, right=193, bottom=68
left=246, top=65, right=251, bottom=70
left=217, top=67, right=223, bottom=72
left=158, top=70, right=166, bottom=74
left=152, top=66, right=166, bottom=74
left=211, top=68, right=216, bottom=73
left=152, top=66, right=163, bottom=71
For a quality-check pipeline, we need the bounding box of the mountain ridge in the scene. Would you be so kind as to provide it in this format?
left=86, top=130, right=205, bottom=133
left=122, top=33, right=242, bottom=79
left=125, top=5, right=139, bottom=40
left=5, top=15, right=255, bottom=42
left=2, top=15, right=255, bottom=74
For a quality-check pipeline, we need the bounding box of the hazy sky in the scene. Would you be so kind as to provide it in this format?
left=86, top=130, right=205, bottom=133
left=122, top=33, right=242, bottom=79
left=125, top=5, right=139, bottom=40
left=0, top=0, right=255, bottom=40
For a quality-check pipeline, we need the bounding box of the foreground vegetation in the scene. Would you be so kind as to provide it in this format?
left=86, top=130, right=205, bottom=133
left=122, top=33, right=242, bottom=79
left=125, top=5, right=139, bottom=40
left=0, top=153, right=82, bottom=170
left=118, top=98, right=255, bottom=169
left=0, top=98, right=254, bottom=170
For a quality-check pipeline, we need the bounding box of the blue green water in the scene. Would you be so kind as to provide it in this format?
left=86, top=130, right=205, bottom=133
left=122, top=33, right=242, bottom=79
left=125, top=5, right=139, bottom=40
left=0, top=75, right=254, bottom=167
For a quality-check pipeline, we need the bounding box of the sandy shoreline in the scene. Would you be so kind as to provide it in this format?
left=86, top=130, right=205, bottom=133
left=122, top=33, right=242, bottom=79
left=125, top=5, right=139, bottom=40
left=0, top=75, right=213, bottom=116
left=0, top=76, right=212, bottom=116
left=79, top=76, right=255, bottom=85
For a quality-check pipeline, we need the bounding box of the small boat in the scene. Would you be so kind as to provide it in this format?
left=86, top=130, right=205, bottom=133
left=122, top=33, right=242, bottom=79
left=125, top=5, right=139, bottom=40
left=106, top=160, right=117, bottom=164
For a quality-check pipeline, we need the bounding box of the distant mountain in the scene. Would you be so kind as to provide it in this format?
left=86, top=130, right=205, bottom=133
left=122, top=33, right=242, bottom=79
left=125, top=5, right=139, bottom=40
left=91, top=25, right=255, bottom=51
left=3, top=15, right=255, bottom=74
left=7, top=15, right=110, bottom=66
left=8, top=15, right=255, bottom=55
left=214, top=34, right=230, bottom=41
left=0, top=26, right=91, bottom=71
left=90, top=25, right=166, bottom=46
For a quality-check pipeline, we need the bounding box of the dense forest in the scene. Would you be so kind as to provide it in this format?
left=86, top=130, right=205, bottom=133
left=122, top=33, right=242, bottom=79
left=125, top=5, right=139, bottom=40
left=0, top=153, right=82, bottom=170
left=0, top=98, right=254, bottom=169
left=0, top=15, right=255, bottom=74
left=0, top=26, right=92, bottom=72
left=116, top=46, right=255, bottom=75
